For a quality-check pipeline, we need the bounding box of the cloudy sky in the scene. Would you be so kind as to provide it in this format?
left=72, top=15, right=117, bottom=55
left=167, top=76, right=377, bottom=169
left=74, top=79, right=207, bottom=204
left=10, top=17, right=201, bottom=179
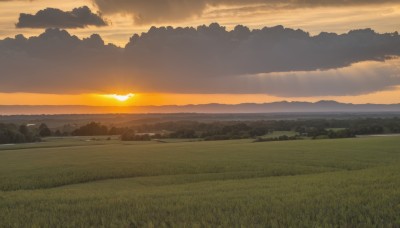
left=1, top=0, right=400, bottom=106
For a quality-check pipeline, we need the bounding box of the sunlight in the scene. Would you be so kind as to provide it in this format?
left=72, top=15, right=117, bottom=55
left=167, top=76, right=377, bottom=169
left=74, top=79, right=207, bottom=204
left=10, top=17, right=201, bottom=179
left=107, top=93, right=135, bottom=102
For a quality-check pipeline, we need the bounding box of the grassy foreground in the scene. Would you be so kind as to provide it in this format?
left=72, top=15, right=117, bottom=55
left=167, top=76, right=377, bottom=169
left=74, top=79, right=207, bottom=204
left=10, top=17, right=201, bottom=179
left=1, top=137, right=400, bottom=227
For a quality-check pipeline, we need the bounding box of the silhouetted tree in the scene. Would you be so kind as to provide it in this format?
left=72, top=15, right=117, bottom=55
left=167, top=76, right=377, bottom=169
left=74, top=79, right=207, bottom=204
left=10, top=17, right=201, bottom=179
left=39, top=123, right=52, bottom=137
left=72, top=122, right=109, bottom=136
left=0, top=123, right=40, bottom=144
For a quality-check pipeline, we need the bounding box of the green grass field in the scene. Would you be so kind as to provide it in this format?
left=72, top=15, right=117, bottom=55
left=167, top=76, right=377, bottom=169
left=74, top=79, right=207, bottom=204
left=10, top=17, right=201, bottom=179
left=1, top=137, right=400, bottom=227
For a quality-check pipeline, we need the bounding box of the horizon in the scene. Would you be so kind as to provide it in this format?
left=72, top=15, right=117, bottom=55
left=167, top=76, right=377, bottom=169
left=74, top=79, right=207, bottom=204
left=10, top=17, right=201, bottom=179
left=2, top=99, right=400, bottom=107
left=2, top=100, right=400, bottom=115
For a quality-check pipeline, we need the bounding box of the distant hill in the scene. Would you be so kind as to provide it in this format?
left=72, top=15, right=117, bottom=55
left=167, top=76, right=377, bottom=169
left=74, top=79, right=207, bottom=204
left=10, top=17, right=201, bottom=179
left=1, top=101, right=400, bottom=115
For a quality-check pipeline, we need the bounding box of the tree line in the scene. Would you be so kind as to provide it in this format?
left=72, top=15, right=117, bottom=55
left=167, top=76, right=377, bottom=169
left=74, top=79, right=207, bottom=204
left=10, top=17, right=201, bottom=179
left=120, top=118, right=400, bottom=141
left=2, top=117, right=400, bottom=144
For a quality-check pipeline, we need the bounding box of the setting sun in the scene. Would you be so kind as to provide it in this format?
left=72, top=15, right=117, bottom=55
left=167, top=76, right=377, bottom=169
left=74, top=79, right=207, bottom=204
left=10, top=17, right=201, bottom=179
left=111, top=93, right=135, bottom=102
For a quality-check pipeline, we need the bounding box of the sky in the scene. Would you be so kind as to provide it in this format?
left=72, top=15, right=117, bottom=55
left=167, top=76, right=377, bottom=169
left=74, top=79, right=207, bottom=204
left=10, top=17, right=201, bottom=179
left=1, top=0, right=400, bottom=107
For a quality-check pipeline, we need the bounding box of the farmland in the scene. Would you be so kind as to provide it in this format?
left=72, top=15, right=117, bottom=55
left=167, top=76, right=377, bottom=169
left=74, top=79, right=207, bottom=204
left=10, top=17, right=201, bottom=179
left=1, top=136, right=400, bottom=227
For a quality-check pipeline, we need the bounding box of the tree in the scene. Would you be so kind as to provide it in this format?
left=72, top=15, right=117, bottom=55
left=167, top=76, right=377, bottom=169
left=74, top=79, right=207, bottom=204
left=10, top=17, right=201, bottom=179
left=72, top=122, right=109, bottom=136
left=19, top=125, right=29, bottom=136
left=39, top=123, right=52, bottom=137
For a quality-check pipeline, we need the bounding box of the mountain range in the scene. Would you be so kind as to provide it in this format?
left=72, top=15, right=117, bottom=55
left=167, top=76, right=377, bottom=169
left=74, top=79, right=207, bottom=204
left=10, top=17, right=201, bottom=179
left=1, top=101, right=400, bottom=115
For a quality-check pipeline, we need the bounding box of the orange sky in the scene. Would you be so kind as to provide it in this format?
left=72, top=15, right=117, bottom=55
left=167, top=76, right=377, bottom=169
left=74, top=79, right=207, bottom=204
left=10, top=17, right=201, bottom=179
left=1, top=88, right=400, bottom=106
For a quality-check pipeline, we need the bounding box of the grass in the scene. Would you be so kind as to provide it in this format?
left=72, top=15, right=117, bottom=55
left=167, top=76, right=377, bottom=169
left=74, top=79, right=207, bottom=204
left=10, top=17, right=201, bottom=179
left=1, top=137, right=400, bottom=227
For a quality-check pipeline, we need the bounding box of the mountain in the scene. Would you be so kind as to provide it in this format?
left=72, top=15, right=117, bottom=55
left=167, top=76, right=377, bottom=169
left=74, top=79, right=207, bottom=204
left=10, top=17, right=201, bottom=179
left=1, top=101, right=400, bottom=115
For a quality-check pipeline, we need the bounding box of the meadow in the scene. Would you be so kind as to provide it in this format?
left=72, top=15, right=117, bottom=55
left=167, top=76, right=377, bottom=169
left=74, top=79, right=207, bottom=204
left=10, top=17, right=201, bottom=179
left=1, top=136, right=400, bottom=227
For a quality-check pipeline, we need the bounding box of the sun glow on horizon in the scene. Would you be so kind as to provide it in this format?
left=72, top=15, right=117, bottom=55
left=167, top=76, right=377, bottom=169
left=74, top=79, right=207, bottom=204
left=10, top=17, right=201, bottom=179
left=110, top=93, right=135, bottom=102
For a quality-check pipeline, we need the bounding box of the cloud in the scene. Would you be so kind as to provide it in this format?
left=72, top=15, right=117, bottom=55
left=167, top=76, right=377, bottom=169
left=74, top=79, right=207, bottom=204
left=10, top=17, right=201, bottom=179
left=16, top=6, right=108, bottom=29
left=0, top=29, right=122, bottom=93
left=222, top=60, right=400, bottom=97
left=93, top=0, right=209, bottom=25
left=123, top=24, right=400, bottom=80
left=92, top=0, right=400, bottom=24
left=1, top=24, right=400, bottom=97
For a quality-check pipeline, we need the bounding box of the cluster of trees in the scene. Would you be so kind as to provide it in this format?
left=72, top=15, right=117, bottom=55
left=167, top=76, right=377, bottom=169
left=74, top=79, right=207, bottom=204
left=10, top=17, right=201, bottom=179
left=311, top=129, right=355, bottom=139
left=254, top=128, right=355, bottom=143
left=254, top=135, right=301, bottom=143
left=120, top=118, right=400, bottom=141
left=293, top=118, right=397, bottom=136
left=94, top=121, right=272, bottom=142
left=295, top=127, right=356, bottom=139
left=129, top=121, right=270, bottom=141
left=72, top=122, right=108, bottom=136
left=0, top=123, right=46, bottom=144
left=71, top=122, right=126, bottom=136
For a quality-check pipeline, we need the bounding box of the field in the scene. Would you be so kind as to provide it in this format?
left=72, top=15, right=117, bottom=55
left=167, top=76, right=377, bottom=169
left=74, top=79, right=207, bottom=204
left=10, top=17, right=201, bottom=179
left=1, top=137, right=400, bottom=227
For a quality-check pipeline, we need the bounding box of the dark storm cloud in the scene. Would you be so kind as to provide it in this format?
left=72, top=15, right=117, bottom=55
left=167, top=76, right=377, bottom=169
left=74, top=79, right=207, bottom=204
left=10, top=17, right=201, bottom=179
left=92, top=0, right=400, bottom=24
left=16, top=6, right=108, bottom=29
left=0, top=29, right=122, bottom=93
left=1, top=24, right=400, bottom=96
left=123, top=24, right=400, bottom=79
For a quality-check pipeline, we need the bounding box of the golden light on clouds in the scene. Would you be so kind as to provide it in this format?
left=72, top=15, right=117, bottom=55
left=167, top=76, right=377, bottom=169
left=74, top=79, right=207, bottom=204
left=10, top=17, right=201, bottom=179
left=2, top=1, right=400, bottom=45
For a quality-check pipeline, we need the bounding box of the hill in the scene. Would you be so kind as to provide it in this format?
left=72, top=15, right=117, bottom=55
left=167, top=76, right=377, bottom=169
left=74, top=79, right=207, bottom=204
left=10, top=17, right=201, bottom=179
left=1, top=100, right=400, bottom=115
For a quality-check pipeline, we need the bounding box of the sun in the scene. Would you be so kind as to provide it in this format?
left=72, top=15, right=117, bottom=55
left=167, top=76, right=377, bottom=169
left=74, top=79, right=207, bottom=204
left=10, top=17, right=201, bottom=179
left=111, top=93, right=135, bottom=102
